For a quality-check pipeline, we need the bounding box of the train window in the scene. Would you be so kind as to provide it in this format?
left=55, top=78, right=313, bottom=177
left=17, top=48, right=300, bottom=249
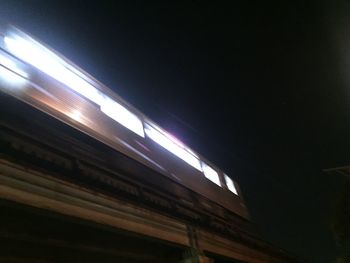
left=144, top=122, right=202, bottom=171
left=4, top=32, right=104, bottom=105
left=201, top=162, right=221, bottom=186
left=4, top=31, right=145, bottom=137
left=224, top=174, right=238, bottom=195
left=100, top=96, right=144, bottom=137
left=0, top=54, right=27, bottom=87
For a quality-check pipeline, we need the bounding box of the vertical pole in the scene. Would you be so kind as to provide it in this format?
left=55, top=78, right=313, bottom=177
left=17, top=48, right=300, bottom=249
left=180, top=225, right=214, bottom=263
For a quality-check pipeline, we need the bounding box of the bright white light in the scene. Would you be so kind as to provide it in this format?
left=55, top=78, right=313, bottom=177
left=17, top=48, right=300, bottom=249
left=0, top=53, right=28, bottom=86
left=4, top=32, right=145, bottom=137
left=100, top=96, right=144, bottom=137
left=144, top=123, right=202, bottom=171
left=0, top=66, right=26, bottom=86
left=224, top=174, right=238, bottom=195
left=4, top=34, right=104, bottom=105
left=68, top=110, right=82, bottom=122
left=202, top=162, right=221, bottom=186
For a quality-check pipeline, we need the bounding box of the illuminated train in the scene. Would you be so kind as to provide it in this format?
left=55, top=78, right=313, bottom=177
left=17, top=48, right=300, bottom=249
left=0, top=25, right=249, bottom=221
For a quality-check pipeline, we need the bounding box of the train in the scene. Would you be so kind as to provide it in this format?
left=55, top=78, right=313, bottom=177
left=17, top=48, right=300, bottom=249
left=0, top=24, right=249, bottom=220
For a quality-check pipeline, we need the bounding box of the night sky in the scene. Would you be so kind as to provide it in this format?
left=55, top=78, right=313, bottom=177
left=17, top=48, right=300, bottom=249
left=1, top=1, right=350, bottom=262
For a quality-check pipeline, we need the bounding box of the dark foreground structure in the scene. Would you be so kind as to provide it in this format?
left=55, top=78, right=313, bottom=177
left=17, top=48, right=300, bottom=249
left=324, top=166, right=350, bottom=263
left=0, top=25, right=297, bottom=262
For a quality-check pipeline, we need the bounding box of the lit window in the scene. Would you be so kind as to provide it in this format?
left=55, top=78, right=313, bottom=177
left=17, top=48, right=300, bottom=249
left=4, top=32, right=145, bottom=137
left=100, top=96, right=144, bottom=137
left=0, top=53, right=28, bottom=86
left=4, top=33, right=104, bottom=105
left=144, top=122, right=202, bottom=171
left=202, top=162, right=221, bottom=186
left=224, top=174, right=238, bottom=195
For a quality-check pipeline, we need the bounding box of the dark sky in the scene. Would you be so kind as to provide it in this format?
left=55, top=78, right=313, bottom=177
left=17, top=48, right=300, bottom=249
left=1, top=1, right=350, bottom=262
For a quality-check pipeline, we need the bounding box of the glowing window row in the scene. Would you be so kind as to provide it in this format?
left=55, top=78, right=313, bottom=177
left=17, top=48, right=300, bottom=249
left=1, top=31, right=238, bottom=195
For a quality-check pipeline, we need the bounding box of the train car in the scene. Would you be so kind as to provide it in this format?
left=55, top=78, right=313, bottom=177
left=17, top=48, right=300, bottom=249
left=0, top=24, right=248, bottom=220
